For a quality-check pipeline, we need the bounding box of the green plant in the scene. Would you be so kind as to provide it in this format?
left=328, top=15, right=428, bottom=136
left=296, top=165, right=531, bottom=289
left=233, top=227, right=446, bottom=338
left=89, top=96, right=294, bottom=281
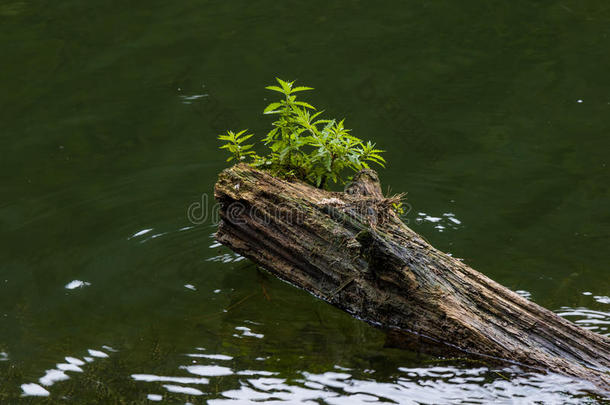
left=392, top=201, right=405, bottom=215
left=218, top=78, right=385, bottom=189
left=218, top=130, right=256, bottom=162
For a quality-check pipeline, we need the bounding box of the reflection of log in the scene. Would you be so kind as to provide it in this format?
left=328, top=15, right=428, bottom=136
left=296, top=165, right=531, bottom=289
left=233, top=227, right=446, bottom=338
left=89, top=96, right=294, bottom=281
left=214, top=163, right=610, bottom=392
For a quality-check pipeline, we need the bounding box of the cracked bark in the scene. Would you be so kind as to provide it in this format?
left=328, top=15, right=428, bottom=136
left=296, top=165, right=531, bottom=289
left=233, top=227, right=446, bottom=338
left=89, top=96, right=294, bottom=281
left=214, top=163, right=610, bottom=393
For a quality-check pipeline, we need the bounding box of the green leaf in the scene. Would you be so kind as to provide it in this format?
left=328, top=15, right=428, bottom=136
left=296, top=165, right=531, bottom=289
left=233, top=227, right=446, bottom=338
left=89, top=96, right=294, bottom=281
left=236, top=134, right=253, bottom=143
left=294, top=101, right=316, bottom=110
left=279, top=147, right=291, bottom=161
left=276, top=78, right=294, bottom=93
left=265, top=85, right=284, bottom=93
left=275, top=78, right=289, bottom=87
left=263, top=102, right=283, bottom=113
left=368, top=159, right=385, bottom=168
left=291, top=86, right=314, bottom=92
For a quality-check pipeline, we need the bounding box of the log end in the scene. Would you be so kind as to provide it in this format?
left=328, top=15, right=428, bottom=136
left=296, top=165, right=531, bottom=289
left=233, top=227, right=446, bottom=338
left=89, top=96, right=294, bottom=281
left=345, top=169, right=383, bottom=198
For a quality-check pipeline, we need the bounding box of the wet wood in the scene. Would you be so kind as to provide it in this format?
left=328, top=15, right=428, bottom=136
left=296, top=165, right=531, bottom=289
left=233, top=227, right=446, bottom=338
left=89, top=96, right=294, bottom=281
left=214, top=163, right=610, bottom=392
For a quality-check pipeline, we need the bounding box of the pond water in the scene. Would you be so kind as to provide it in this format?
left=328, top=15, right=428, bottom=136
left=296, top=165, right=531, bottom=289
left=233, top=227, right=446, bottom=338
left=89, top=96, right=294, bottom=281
left=1, top=1, right=609, bottom=403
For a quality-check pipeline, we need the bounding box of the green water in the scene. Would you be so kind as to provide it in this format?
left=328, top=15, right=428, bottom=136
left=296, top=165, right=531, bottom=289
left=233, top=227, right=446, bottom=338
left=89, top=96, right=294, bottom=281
left=1, top=1, right=609, bottom=403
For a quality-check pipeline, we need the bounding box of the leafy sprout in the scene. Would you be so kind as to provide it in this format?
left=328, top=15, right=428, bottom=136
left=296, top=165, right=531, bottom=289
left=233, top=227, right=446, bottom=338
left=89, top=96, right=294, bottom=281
left=217, top=130, right=256, bottom=162
left=218, top=78, right=386, bottom=189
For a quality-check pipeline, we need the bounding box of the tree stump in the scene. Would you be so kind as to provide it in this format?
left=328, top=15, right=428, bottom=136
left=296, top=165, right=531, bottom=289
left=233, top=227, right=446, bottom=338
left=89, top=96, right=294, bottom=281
left=214, top=163, right=610, bottom=392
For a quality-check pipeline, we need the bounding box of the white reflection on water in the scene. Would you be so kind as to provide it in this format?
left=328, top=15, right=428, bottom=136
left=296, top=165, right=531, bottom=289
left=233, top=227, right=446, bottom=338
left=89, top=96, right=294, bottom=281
left=515, top=290, right=532, bottom=300
left=186, top=353, right=233, bottom=360
left=21, top=347, right=112, bottom=397
left=20, top=345, right=603, bottom=403
left=179, top=93, right=209, bottom=105
left=594, top=295, right=610, bottom=304
left=20, top=383, right=50, bottom=397
left=64, top=280, right=91, bottom=290
left=163, top=384, right=204, bottom=395
left=208, top=366, right=598, bottom=405
left=39, top=369, right=70, bottom=386
left=181, top=364, right=233, bottom=377
left=131, top=374, right=209, bottom=384
left=233, top=326, right=264, bottom=339
left=128, top=228, right=152, bottom=239
left=556, top=291, right=610, bottom=335
left=147, top=393, right=162, bottom=401
left=557, top=307, right=610, bottom=334
left=56, top=362, right=83, bottom=372
left=87, top=348, right=109, bottom=358
left=65, top=356, right=85, bottom=365
left=129, top=225, right=197, bottom=244
left=415, top=212, right=463, bottom=233
left=207, top=252, right=246, bottom=263
left=125, top=348, right=603, bottom=404
left=236, top=370, right=277, bottom=376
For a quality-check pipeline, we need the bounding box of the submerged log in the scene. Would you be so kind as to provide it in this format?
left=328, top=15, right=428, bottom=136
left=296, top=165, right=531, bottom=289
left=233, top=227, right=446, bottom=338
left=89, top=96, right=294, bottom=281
left=214, top=163, right=610, bottom=392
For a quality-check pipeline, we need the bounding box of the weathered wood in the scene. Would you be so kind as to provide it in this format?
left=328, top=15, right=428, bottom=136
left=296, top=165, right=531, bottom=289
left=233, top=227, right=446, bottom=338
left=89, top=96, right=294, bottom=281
left=214, top=163, right=610, bottom=392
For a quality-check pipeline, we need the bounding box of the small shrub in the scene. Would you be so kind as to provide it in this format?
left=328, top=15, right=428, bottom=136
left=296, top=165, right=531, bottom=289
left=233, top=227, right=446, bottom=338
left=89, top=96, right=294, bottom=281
left=219, top=78, right=385, bottom=189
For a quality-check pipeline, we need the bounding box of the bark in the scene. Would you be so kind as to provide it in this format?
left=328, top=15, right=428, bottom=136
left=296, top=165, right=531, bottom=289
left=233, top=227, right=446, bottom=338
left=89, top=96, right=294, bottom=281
left=214, top=163, right=610, bottom=392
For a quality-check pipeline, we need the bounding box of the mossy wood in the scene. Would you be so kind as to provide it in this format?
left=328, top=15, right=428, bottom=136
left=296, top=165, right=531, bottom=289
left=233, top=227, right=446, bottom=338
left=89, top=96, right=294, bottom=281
left=214, top=163, right=610, bottom=392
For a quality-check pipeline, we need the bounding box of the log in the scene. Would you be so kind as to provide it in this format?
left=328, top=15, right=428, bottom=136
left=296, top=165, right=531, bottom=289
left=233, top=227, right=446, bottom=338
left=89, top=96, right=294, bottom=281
left=214, top=163, right=610, bottom=392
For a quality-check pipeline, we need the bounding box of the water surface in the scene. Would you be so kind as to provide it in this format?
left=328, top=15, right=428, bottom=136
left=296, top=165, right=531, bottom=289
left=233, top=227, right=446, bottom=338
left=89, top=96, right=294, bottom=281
left=1, top=0, right=609, bottom=403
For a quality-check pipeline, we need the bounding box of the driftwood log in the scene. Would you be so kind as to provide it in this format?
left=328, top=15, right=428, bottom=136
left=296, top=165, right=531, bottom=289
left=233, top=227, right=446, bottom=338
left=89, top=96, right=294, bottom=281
left=214, top=163, right=610, bottom=392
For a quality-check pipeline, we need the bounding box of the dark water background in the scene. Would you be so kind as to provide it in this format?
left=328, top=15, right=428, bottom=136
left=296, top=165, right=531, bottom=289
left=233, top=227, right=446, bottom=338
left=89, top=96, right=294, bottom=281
left=1, top=0, right=609, bottom=403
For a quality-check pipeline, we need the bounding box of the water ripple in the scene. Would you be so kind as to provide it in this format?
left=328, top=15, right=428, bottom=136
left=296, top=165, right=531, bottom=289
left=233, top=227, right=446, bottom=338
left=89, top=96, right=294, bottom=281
left=556, top=306, right=610, bottom=335
left=20, top=345, right=603, bottom=403
left=209, top=366, right=598, bottom=405
left=21, top=347, right=113, bottom=397
left=414, top=211, right=464, bottom=233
